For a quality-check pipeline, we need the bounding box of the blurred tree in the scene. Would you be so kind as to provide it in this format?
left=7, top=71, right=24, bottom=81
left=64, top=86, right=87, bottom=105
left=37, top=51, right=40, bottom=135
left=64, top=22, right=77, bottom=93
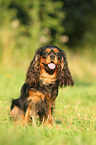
left=62, top=0, right=96, bottom=48
left=39, top=0, right=65, bottom=46
left=0, top=0, right=65, bottom=66
left=0, top=0, right=96, bottom=67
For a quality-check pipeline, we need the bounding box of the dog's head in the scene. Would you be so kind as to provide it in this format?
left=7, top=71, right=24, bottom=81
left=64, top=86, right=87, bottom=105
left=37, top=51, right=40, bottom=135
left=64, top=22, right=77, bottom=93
left=25, top=46, right=74, bottom=87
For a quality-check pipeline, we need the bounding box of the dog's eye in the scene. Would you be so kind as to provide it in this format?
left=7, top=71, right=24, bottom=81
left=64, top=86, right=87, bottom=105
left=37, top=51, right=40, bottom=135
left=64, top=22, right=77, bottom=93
left=56, top=53, right=60, bottom=56
left=44, top=52, right=48, bottom=56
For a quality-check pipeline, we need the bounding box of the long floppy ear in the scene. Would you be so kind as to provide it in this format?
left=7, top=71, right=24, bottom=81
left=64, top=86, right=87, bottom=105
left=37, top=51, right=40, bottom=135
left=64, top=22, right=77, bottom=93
left=25, top=49, right=41, bottom=86
left=57, top=50, right=74, bottom=87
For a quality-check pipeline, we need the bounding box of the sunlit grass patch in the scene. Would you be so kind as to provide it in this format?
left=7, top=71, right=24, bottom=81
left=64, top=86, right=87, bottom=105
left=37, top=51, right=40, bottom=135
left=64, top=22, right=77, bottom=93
left=0, top=59, right=96, bottom=145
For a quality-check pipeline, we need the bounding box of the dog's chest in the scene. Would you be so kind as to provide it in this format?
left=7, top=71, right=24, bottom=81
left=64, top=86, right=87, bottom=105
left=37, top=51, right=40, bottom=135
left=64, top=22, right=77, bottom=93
left=40, top=69, right=57, bottom=84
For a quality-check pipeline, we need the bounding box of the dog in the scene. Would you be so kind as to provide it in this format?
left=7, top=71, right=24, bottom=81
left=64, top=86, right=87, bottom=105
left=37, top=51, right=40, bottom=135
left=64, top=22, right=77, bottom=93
left=10, top=46, right=74, bottom=125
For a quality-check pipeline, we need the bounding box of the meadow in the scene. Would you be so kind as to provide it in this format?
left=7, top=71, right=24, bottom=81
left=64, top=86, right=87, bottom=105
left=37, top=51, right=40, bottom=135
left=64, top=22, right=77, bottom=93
left=0, top=51, right=96, bottom=145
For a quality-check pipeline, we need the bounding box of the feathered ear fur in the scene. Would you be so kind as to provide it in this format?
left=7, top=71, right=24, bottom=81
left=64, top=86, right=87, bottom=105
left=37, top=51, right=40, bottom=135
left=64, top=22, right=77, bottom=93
left=25, top=49, right=41, bottom=86
left=57, top=50, right=74, bottom=87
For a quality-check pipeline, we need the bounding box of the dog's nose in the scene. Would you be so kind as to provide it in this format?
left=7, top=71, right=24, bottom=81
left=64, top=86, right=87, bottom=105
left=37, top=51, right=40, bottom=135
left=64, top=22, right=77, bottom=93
left=50, top=54, right=55, bottom=60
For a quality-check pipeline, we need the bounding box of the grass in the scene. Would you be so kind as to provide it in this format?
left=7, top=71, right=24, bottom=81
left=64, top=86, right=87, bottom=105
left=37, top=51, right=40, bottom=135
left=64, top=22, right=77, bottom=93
left=0, top=56, right=96, bottom=145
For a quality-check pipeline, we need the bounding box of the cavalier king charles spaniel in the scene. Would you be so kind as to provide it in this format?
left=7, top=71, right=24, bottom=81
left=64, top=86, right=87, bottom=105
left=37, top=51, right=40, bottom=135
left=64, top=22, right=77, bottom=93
left=10, top=46, right=74, bottom=125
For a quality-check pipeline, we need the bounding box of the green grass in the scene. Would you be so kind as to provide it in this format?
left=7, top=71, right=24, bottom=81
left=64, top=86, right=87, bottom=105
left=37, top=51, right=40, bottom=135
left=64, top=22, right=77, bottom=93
left=0, top=67, right=96, bottom=145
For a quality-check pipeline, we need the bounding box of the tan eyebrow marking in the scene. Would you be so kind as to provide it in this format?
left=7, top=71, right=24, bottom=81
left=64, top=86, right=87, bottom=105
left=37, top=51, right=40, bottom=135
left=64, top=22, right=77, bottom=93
left=45, top=48, right=51, bottom=53
left=53, top=48, right=59, bottom=53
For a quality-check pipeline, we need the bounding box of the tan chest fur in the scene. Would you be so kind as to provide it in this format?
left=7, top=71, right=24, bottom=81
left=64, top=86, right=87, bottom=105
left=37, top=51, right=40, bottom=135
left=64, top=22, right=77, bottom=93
left=40, top=69, right=57, bottom=84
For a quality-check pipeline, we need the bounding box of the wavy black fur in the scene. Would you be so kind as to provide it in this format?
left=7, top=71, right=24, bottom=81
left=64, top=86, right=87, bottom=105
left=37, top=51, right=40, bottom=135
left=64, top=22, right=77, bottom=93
left=11, top=46, right=74, bottom=121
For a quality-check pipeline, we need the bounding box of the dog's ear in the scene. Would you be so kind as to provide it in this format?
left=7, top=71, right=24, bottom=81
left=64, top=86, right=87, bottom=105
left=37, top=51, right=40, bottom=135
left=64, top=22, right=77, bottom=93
left=57, top=50, right=74, bottom=87
left=25, top=48, right=41, bottom=86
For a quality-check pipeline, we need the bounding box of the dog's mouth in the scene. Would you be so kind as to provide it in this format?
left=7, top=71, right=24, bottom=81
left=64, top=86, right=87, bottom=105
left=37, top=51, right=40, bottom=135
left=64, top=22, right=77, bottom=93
left=42, top=62, right=57, bottom=75
left=42, top=62, right=56, bottom=70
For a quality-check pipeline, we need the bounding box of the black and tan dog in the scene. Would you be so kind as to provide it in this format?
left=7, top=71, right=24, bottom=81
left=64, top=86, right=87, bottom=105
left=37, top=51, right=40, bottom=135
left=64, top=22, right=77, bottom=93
left=10, top=46, right=74, bottom=125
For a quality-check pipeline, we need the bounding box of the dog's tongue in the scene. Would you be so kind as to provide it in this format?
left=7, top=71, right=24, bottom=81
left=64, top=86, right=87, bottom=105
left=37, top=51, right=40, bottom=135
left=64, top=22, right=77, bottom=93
left=48, top=63, right=56, bottom=70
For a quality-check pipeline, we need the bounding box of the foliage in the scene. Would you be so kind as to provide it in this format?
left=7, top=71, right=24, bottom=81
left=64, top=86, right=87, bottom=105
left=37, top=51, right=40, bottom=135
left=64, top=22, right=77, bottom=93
left=0, top=0, right=65, bottom=66
left=0, top=0, right=96, bottom=66
left=63, top=0, right=96, bottom=47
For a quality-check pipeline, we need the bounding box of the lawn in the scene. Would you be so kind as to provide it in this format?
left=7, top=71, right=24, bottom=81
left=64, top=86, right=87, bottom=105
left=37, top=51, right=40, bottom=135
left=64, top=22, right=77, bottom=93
left=0, top=62, right=96, bottom=145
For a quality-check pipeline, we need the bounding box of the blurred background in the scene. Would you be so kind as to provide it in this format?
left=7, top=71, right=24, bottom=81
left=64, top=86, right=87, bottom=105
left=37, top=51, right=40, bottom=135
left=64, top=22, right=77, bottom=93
left=0, top=0, right=96, bottom=82
left=0, top=1, right=96, bottom=143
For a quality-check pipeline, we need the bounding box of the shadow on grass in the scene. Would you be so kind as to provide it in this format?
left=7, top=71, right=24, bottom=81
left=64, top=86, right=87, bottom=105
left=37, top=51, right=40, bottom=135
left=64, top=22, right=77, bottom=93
left=55, top=120, right=62, bottom=125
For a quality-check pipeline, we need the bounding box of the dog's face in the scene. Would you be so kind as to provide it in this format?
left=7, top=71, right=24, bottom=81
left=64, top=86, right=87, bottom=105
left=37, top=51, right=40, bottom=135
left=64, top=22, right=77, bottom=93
left=26, top=46, right=74, bottom=86
left=40, top=47, right=61, bottom=75
left=39, top=47, right=62, bottom=84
